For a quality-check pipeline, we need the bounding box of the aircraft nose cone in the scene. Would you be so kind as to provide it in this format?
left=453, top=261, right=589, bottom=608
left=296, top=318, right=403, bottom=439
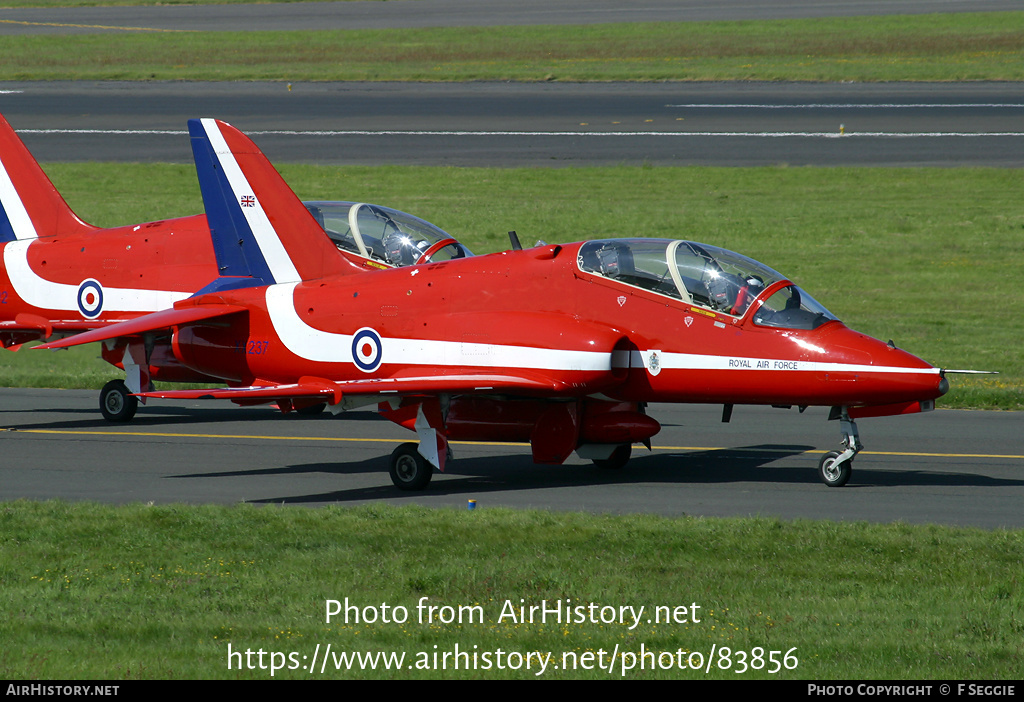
left=873, top=340, right=947, bottom=402
left=812, top=324, right=946, bottom=404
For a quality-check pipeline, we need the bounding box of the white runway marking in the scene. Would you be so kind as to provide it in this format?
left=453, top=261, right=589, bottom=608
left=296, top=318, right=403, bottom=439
left=667, top=103, right=1024, bottom=109
left=18, top=128, right=1024, bottom=138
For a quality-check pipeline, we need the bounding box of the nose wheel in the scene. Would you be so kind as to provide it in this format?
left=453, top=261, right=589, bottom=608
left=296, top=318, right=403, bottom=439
left=818, top=451, right=852, bottom=487
left=819, top=408, right=861, bottom=487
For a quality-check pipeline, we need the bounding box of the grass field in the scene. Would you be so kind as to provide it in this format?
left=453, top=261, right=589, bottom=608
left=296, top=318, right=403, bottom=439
left=1, top=12, right=1022, bottom=82
left=1, top=501, right=1021, bottom=679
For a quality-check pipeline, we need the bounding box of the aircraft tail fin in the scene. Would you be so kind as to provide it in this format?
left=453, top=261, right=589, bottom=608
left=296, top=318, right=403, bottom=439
left=0, top=113, right=94, bottom=243
left=188, top=118, right=351, bottom=286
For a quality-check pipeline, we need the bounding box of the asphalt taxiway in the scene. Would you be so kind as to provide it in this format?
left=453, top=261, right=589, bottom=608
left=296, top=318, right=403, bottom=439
left=3, top=80, right=1024, bottom=167
left=2, top=389, right=1021, bottom=527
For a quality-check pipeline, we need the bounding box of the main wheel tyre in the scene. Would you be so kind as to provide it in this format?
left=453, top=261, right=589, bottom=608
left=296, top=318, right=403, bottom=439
left=592, top=444, right=632, bottom=470
left=296, top=402, right=327, bottom=416
left=100, top=380, right=138, bottom=423
left=818, top=451, right=852, bottom=487
left=389, top=442, right=433, bottom=491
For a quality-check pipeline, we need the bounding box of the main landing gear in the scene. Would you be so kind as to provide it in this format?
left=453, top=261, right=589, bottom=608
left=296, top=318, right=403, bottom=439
left=389, top=442, right=434, bottom=491
left=99, top=379, right=138, bottom=423
left=818, top=408, right=862, bottom=487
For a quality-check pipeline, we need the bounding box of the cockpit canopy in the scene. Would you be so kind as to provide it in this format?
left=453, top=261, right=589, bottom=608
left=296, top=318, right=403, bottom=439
left=304, top=201, right=472, bottom=268
left=578, top=239, right=838, bottom=330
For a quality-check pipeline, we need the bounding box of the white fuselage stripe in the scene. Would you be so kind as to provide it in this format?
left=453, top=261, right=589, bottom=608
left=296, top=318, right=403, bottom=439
left=199, top=119, right=300, bottom=285
left=0, top=160, right=38, bottom=241
left=3, top=239, right=192, bottom=312
left=266, top=283, right=611, bottom=371
left=264, top=284, right=937, bottom=378
left=619, top=349, right=939, bottom=376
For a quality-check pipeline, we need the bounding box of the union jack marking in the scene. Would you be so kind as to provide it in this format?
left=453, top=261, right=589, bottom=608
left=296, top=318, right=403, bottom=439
left=240, top=195, right=256, bottom=207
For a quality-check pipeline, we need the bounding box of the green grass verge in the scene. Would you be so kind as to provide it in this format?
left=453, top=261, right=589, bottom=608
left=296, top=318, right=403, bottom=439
left=1, top=500, right=1021, bottom=679
left=2, top=163, right=1020, bottom=410
left=1, top=13, right=1023, bottom=81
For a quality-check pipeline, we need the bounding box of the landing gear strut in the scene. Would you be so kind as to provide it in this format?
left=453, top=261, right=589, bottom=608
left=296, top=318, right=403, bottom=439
left=819, top=408, right=861, bottom=487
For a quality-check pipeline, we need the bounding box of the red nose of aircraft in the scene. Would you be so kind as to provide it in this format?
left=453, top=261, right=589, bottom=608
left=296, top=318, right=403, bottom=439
left=807, top=323, right=947, bottom=407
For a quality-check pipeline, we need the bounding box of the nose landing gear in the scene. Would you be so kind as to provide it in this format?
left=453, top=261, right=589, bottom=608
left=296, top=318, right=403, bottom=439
left=819, top=408, right=862, bottom=487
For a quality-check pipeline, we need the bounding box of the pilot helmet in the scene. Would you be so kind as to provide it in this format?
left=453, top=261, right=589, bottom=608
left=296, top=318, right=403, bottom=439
left=597, top=246, right=620, bottom=277
left=383, top=230, right=415, bottom=265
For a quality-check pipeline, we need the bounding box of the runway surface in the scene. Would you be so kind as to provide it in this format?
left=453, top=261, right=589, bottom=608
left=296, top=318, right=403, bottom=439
left=2, top=389, right=1021, bottom=528
left=4, top=81, right=1024, bottom=167
left=2, top=0, right=1021, bottom=167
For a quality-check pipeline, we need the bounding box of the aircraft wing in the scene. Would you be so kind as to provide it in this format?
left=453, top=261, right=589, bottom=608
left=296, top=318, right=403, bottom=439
left=1, top=319, right=117, bottom=333
left=0, top=316, right=117, bottom=350
left=135, top=370, right=614, bottom=405
left=31, top=303, right=247, bottom=350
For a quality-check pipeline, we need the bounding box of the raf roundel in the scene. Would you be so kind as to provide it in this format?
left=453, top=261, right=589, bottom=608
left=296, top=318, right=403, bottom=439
left=77, top=279, right=104, bottom=319
left=351, top=327, right=383, bottom=373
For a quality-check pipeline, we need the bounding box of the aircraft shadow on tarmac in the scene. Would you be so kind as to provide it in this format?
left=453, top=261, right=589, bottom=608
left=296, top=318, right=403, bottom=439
left=3, top=405, right=382, bottom=431
left=6, top=403, right=1020, bottom=500
left=175, top=445, right=1024, bottom=505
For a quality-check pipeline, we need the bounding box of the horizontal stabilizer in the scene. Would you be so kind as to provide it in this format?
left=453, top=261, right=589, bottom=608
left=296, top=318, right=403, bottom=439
left=32, top=303, right=246, bottom=350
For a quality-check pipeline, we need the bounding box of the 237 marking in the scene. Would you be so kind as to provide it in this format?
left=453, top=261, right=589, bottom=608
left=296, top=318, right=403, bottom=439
left=247, top=340, right=270, bottom=355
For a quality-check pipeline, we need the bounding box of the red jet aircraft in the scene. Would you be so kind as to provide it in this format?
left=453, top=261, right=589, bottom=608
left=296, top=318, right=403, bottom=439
left=0, top=113, right=470, bottom=420
left=39, top=118, right=953, bottom=490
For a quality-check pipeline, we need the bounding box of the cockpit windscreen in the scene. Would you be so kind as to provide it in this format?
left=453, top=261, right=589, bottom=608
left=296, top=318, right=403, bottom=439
left=578, top=239, right=838, bottom=330
left=304, top=201, right=472, bottom=268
